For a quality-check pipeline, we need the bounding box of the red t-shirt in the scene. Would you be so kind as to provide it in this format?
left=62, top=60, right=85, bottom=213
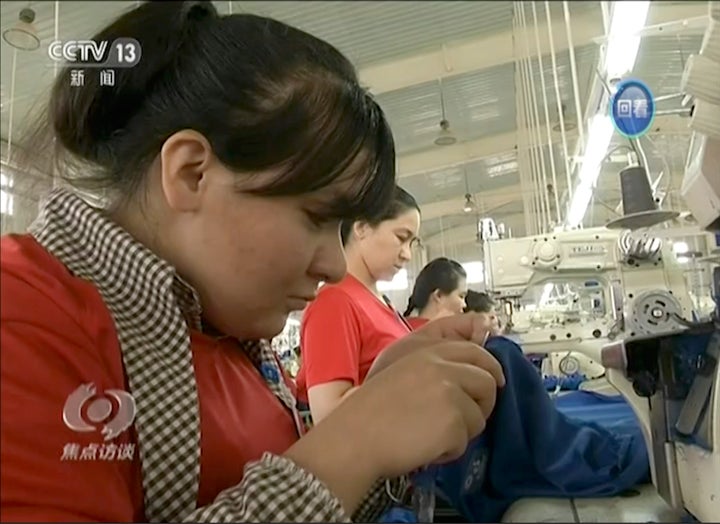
left=0, top=235, right=299, bottom=522
left=296, top=275, right=410, bottom=402
left=405, top=316, right=430, bottom=330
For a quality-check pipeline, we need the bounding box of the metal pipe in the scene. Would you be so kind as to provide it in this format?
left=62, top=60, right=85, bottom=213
left=654, top=108, right=692, bottom=116
left=517, top=3, right=546, bottom=233
left=653, top=93, right=685, bottom=103
left=562, top=1, right=585, bottom=148
left=517, top=2, right=543, bottom=233
left=632, top=137, right=651, bottom=182
left=600, top=2, right=611, bottom=34
left=54, top=1, right=60, bottom=78
left=513, top=5, right=538, bottom=235
left=440, top=215, right=446, bottom=257
left=518, top=2, right=547, bottom=233
left=512, top=2, right=537, bottom=235
left=7, top=49, right=17, bottom=162
left=521, top=2, right=551, bottom=231
left=532, top=2, right=562, bottom=224
left=53, top=1, right=61, bottom=188
left=513, top=3, right=538, bottom=235
left=228, top=1, right=232, bottom=14
left=545, top=0, right=573, bottom=208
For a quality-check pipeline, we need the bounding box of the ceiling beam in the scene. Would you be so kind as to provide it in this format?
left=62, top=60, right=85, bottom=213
left=359, top=6, right=602, bottom=95
left=397, top=130, right=541, bottom=179
left=359, top=2, right=707, bottom=96
left=421, top=190, right=526, bottom=221
left=398, top=113, right=691, bottom=181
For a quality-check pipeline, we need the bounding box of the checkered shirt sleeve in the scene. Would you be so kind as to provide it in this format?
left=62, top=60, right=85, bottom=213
left=187, top=454, right=402, bottom=522
left=31, top=188, right=405, bottom=523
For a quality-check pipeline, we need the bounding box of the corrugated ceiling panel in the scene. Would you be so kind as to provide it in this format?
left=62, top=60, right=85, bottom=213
left=401, top=154, right=521, bottom=207
left=635, top=34, right=704, bottom=98
left=528, top=44, right=599, bottom=126
left=232, top=1, right=515, bottom=66
left=380, top=41, right=598, bottom=157
left=377, top=63, right=517, bottom=155
left=229, top=1, right=597, bottom=67
left=0, top=0, right=597, bottom=143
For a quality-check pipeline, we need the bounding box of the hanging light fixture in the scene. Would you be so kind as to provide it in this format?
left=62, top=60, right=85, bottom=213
left=462, top=167, right=476, bottom=213
left=434, top=78, right=457, bottom=146
left=463, top=193, right=476, bottom=213
left=3, top=7, right=41, bottom=51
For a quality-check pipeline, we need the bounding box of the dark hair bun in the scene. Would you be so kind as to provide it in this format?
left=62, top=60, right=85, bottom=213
left=27, top=0, right=396, bottom=221
left=50, top=1, right=219, bottom=166
left=182, top=1, right=218, bottom=20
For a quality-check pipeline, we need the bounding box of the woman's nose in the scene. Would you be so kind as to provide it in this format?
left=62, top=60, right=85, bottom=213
left=310, top=231, right=347, bottom=284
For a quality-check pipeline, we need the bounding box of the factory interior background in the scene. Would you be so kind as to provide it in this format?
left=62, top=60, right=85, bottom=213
left=1, top=1, right=707, bottom=360
left=1, top=0, right=711, bottom=363
left=2, top=2, right=720, bottom=523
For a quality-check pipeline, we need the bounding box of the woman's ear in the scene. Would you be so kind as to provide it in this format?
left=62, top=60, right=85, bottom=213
left=353, top=221, right=371, bottom=241
left=431, top=289, right=443, bottom=304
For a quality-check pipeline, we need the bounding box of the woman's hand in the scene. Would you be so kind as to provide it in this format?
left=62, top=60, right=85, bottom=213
left=367, top=312, right=498, bottom=380
left=284, top=320, right=505, bottom=514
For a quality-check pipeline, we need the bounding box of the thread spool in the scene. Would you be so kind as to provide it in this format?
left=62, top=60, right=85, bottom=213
left=606, top=165, right=679, bottom=230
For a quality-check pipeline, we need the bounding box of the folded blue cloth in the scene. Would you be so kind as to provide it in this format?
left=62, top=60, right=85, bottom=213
left=553, top=390, right=640, bottom=433
left=431, top=336, right=650, bottom=522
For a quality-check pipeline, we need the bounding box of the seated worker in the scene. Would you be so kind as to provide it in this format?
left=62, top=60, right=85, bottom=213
left=464, top=290, right=497, bottom=314
left=297, top=201, right=648, bottom=522
left=465, top=290, right=501, bottom=334
left=403, top=257, right=468, bottom=330
left=0, top=2, right=506, bottom=521
left=295, top=187, right=422, bottom=422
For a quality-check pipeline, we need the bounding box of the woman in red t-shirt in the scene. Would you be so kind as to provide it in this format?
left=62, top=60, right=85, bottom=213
left=297, top=187, right=422, bottom=422
left=403, top=257, right=469, bottom=330
left=0, top=2, right=505, bottom=522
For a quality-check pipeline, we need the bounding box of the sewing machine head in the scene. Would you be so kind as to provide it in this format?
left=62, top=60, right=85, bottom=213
left=497, top=5, right=719, bottom=520
left=483, top=227, right=697, bottom=363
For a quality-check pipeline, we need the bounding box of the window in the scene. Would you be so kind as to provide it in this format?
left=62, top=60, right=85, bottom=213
left=1, top=171, right=14, bottom=216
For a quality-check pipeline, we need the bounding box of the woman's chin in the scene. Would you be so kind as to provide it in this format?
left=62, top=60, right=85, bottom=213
left=379, top=266, right=403, bottom=282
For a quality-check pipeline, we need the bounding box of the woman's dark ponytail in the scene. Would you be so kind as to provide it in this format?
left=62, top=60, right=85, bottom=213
left=403, top=298, right=416, bottom=317
left=405, top=257, right=467, bottom=316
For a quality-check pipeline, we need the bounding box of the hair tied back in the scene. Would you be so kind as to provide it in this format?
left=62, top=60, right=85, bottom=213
left=181, top=0, right=218, bottom=21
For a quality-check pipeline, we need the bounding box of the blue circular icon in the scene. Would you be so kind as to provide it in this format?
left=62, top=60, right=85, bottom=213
left=609, top=78, right=655, bottom=139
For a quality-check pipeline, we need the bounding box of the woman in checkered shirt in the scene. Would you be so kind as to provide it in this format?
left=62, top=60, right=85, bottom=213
left=0, top=1, right=503, bottom=522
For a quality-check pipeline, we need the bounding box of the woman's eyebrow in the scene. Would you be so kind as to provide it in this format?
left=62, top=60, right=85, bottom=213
left=396, top=227, right=418, bottom=239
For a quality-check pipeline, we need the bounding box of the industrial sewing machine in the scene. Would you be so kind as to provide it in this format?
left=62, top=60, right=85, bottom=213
left=596, top=6, right=720, bottom=520
left=483, top=226, right=701, bottom=380
left=499, top=4, right=720, bottom=521
left=597, top=28, right=720, bottom=524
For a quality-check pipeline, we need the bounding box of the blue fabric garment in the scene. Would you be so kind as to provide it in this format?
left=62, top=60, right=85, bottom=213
left=543, top=372, right=586, bottom=391
left=553, top=390, right=641, bottom=434
left=432, top=336, right=650, bottom=523
left=377, top=507, right=418, bottom=523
